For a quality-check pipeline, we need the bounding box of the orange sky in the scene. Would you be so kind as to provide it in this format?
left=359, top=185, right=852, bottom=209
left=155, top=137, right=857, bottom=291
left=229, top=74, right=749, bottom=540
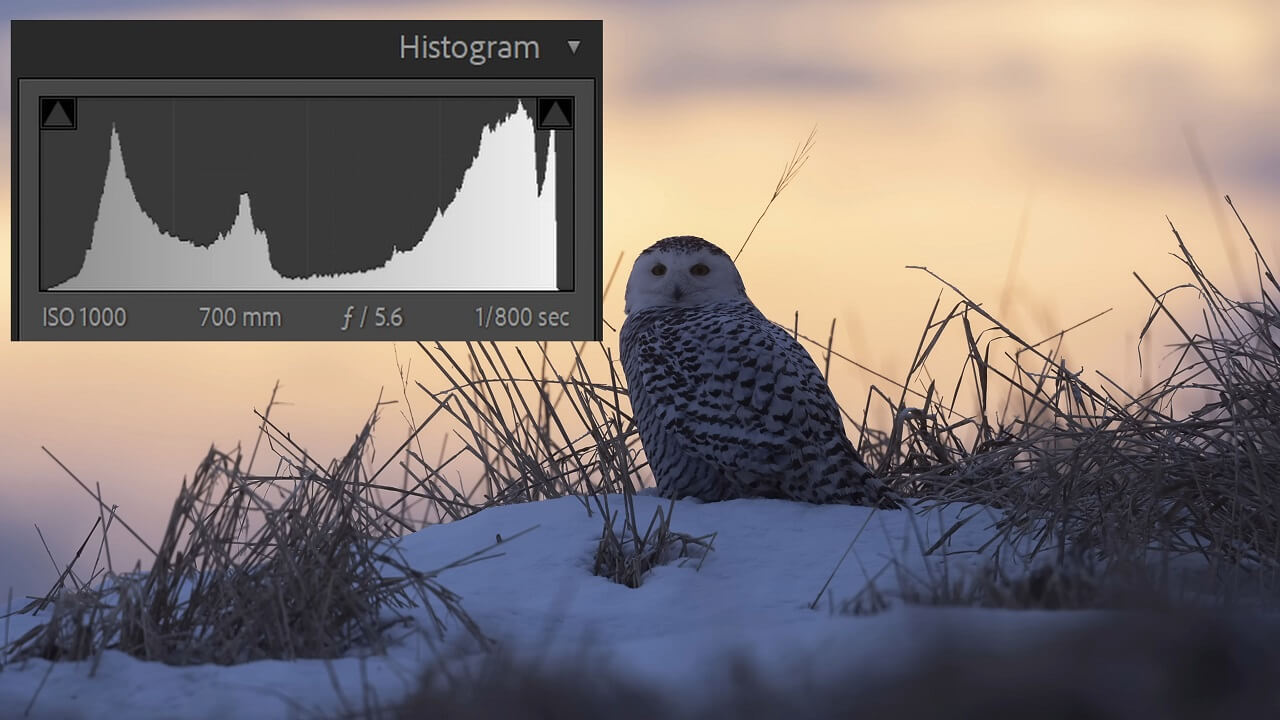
left=2, top=0, right=1277, bottom=597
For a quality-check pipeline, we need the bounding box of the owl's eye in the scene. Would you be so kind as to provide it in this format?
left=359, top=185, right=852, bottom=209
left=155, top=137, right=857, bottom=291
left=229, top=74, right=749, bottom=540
left=651, top=263, right=667, bottom=276
left=690, top=263, right=710, bottom=277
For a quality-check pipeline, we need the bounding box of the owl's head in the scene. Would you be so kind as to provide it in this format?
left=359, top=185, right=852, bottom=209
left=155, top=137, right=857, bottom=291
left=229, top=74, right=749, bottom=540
left=624, top=236, right=748, bottom=314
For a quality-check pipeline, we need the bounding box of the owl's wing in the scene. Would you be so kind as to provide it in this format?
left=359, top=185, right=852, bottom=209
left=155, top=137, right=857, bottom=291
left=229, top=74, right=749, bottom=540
left=627, top=305, right=861, bottom=479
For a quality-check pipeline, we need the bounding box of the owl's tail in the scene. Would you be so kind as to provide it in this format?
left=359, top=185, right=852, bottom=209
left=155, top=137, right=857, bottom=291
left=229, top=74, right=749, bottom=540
left=833, top=458, right=902, bottom=509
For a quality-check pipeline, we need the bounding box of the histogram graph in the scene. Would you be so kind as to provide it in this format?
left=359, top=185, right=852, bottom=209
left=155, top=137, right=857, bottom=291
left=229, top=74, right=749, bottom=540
left=44, top=97, right=559, bottom=292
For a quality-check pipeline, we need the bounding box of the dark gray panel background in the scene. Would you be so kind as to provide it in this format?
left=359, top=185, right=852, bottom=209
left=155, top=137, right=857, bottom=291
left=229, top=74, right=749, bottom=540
left=11, top=20, right=601, bottom=79
left=15, top=79, right=598, bottom=341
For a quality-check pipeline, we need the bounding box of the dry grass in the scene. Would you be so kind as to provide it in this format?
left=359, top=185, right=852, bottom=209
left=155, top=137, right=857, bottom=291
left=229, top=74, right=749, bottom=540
left=374, top=609, right=1280, bottom=720
left=841, top=551, right=1180, bottom=615
left=829, top=197, right=1280, bottom=609
left=3, top=402, right=488, bottom=668
left=591, top=491, right=716, bottom=588
left=408, top=340, right=642, bottom=513
left=372, top=647, right=671, bottom=720
left=406, top=337, right=719, bottom=588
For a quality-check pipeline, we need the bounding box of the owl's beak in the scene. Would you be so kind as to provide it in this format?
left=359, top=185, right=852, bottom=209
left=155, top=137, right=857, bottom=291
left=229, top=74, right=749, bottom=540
left=670, top=284, right=685, bottom=302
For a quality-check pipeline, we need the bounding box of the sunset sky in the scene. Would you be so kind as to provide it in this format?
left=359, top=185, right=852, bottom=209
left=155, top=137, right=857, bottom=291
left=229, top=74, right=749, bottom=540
left=2, top=0, right=1277, bottom=598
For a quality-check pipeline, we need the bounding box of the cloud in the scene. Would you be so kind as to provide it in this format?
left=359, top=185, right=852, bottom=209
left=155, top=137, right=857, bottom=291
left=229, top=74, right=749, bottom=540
left=629, top=55, right=889, bottom=95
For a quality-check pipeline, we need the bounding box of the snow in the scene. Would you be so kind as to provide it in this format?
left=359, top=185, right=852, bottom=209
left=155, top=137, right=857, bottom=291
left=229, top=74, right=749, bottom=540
left=0, top=496, right=1191, bottom=718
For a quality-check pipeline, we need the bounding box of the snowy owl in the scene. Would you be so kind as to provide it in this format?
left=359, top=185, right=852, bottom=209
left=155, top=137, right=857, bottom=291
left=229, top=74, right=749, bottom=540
left=619, top=235, right=897, bottom=507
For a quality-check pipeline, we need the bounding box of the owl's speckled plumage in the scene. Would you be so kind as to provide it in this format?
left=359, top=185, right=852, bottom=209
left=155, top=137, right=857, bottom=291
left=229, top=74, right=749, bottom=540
left=620, top=236, right=897, bottom=508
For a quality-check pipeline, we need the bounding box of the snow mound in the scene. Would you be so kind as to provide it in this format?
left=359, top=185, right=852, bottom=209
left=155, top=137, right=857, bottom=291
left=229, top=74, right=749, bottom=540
left=2, top=496, right=1262, bottom=719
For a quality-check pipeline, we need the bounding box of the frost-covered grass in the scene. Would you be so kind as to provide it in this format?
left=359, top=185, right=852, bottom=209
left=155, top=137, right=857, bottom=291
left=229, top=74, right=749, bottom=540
left=3, top=190, right=1279, bottom=717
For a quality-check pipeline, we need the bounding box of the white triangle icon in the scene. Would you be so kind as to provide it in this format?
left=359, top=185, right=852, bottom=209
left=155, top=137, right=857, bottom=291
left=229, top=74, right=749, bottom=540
left=567, top=39, right=581, bottom=54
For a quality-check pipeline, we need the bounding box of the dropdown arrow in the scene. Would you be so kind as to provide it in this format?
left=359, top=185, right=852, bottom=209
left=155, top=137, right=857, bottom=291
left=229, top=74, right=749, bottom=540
left=567, top=39, right=581, bottom=54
